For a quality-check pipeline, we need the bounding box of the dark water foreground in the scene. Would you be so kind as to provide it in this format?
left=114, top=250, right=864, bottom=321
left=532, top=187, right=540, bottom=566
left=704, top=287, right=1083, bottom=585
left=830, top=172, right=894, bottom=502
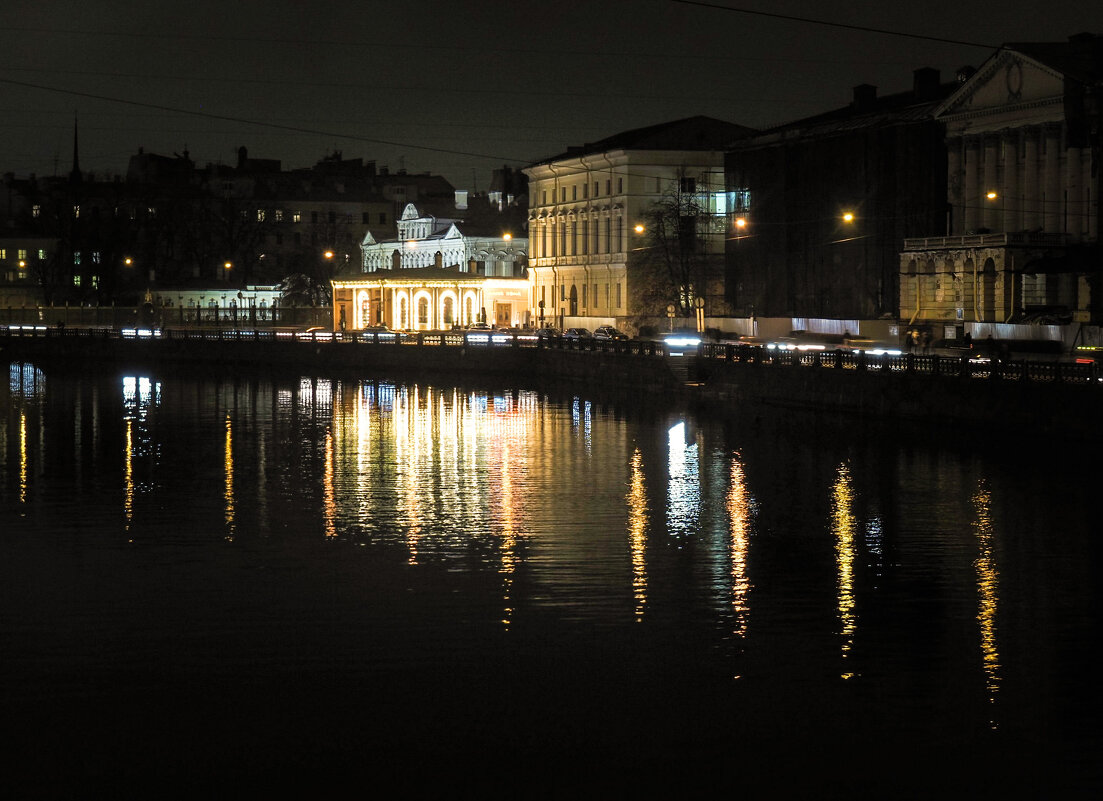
left=2, top=361, right=1101, bottom=799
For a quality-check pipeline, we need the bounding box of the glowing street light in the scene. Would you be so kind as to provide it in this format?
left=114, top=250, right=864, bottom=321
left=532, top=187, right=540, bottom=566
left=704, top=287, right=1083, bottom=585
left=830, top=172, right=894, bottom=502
left=634, top=223, right=646, bottom=234
left=842, top=212, right=855, bottom=223
left=502, top=233, right=512, bottom=241
left=734, top=217, right=747, bottom=229
left=986, top=191, right=998, bottom=200
left=123, top=257, right=133, bottom=267
left=323, top=250, right=335, bottom=261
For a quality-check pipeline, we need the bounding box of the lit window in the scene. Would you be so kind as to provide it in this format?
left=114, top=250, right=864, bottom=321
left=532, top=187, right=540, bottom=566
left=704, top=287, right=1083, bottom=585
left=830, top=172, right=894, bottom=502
left=91, top=276, right=99, bottom=289
left=32, top=205, right=40, bottom=218
left=73, top=205, right=80, bottom=218
left=73, top=275, right=81, bottom=287
left=293, top=211, right=301, bottom=223
left=92, top=252, right=101, bottom=264
left=275, top=209, right=283, bottom=222
left=0, top=249, right=6, bottom=259
left=148, top=207, right=156, bottom=218
left=37, top=249, right=46, bottom=259
left=257, top=209, right=266, bottom=222
left=18, top=249, right=28, bottom=260
left=73, top=251, right=81, bottom=265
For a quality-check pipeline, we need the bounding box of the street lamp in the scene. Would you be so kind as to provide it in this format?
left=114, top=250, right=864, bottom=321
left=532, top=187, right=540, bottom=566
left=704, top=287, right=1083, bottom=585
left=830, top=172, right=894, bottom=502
left=842, top=212, right=855, bottom=223
left=502, top=233, right=512, bottom=241
left=634, top=223, right=646, bottom=234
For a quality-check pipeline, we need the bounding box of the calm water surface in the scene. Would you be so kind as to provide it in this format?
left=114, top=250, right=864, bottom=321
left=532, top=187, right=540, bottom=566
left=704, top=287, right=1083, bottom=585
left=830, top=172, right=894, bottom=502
left=2, top=361, right=1101, bottom=798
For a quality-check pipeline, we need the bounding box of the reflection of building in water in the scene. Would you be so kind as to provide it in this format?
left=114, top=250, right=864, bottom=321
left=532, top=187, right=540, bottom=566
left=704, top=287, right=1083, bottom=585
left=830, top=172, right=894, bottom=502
left=627, top=448, right=649, bottom=620
left=832, top=462, right=858, bottom=678
left=121, top=375, right=161, bottom=537
left=972, top=481, right=1001, bottom=729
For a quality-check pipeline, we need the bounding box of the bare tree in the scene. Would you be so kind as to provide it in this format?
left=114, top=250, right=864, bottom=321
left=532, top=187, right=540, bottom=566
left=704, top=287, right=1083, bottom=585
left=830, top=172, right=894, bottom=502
left=630, top=168, right=725, bottom=319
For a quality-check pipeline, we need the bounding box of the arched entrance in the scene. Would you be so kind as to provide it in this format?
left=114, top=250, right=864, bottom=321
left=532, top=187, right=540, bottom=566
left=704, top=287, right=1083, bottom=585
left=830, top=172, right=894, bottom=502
left=569, top=284, right=579, bottom=316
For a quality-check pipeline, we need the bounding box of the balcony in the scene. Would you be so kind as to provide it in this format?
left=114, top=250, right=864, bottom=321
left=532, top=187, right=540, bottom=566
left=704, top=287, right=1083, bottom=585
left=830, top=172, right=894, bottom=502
left=903, top=232, right=1070, bottom=250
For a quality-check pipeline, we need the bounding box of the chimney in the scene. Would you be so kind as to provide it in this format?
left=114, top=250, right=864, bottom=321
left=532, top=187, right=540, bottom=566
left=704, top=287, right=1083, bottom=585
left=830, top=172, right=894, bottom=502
left=852, top=84, right=877, bottom=111
left=913, top=68, right=940, bottom=101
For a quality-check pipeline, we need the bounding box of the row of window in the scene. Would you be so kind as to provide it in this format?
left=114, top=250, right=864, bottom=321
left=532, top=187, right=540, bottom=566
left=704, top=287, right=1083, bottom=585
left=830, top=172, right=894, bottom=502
left=532, top=218, right=623, bottom=259
left=538, top=281, right=623, bottom=310
left=541, top=177, right=625, bottom=206
left=0, top=249, right=46, bottom=261
left=254, top=210, right=387, bottom=225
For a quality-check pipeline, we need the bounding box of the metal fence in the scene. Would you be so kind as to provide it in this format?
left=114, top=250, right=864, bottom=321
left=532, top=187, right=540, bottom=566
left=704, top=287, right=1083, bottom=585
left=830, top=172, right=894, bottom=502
left=698, top=343, right=1100, bottom=385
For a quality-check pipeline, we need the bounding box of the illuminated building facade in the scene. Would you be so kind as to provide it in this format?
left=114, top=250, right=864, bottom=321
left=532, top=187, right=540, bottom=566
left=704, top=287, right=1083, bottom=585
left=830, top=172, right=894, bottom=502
left=900, top=34, right=1103, bottom=333
left=525, top=117, right=754, bottom=333
left=331, top=202, right=528, bottom=330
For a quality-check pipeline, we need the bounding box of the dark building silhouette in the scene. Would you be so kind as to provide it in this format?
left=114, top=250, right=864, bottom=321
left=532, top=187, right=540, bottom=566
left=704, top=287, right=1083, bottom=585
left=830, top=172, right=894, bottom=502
left=725, top=68, right=957, bottom=320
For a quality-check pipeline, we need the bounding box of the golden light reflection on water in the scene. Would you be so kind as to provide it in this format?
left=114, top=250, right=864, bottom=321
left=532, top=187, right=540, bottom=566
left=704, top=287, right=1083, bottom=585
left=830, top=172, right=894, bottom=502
left=19, top=410, right=27, bottom=504
left=972, top=481, right=1001, bottom=728
left=832, top=462, right=857, bottom=678
left=124, top=419, right=134, bottom=535
left=627, top=448, right=649, bottom=620
left=323, top=429, right=336, bottom=538
left=224, top=414, right=235, bottom=541
left=727, top=453, right=752, bottom=640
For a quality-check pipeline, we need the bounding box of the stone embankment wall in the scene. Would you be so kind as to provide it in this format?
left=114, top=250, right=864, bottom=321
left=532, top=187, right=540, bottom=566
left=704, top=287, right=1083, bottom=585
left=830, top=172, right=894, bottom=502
left=695, top=358, right=1101, bottom=442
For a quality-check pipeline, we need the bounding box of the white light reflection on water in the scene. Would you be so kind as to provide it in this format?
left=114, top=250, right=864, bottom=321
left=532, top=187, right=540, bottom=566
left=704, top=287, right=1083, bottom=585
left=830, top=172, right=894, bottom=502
left=973, top=480, right=1002, bottom=729
left=667, top=422, right=700, bottom=539
left=832, top=462, right=858, bottom=678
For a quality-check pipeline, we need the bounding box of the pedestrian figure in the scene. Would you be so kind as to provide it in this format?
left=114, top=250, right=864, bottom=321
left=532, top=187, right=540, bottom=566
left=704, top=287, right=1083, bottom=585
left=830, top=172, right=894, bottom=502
left=963, top=331, right=972, bottom=349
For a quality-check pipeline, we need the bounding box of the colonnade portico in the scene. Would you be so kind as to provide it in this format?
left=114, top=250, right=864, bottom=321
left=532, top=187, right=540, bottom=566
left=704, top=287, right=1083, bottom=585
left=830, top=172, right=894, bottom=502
left=951, top=126, right=1095, bottom=239
left=332, top=270, right=531, bottom=332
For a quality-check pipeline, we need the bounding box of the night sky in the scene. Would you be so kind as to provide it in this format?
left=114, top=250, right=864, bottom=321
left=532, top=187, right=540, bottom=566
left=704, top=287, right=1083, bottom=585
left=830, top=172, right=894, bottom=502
left=2, top=1, right=1101, bottom=191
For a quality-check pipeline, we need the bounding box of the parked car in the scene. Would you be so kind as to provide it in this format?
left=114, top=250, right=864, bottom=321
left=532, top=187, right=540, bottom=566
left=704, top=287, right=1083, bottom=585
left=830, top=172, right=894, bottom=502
left=592, top=325, right=628, bottom=341
left=562, top=327, right=592, bottom=340
left=466, top=321, right=493, bottom=331
left=535, top=326, right=562, bottom=340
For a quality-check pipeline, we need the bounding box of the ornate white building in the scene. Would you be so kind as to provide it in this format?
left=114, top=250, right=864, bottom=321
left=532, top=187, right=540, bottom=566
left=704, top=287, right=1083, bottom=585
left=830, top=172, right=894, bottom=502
left=331, top=203, right=528, bottom=331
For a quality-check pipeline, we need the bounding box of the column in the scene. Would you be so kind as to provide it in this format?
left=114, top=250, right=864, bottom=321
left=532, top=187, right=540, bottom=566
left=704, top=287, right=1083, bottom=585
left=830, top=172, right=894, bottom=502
left=964, top=136, right=981, bottom=232
left=1043, top=124, right=1062, bottom=232
left=1067, top=146, right=1083, bottom=238
left=1001, top=132, right=1020, bottom=232
left=947, top=139, right=962, bottom=234
left=1022, top=128, right=1040, bottom=230
left=983, top=135, right=1000, bottom=231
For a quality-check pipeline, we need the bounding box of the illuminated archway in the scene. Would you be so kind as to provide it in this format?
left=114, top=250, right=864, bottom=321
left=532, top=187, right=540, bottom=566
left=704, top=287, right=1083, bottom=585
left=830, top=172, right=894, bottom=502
left=413, top=290, right=433, bottom=330
left=439, top=291, right=458, bottom=328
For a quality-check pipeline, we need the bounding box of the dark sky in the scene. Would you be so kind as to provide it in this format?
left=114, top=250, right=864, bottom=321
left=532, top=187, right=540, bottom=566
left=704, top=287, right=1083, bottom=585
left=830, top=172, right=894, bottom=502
left=2, top=0, right=1101, bottom=191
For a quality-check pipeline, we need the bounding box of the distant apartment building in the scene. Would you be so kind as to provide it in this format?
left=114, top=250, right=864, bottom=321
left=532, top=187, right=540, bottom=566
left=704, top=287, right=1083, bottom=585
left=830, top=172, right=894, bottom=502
left=525, top=117, right=754, bottom=333
left=901, top=34, right=1103, bottom=335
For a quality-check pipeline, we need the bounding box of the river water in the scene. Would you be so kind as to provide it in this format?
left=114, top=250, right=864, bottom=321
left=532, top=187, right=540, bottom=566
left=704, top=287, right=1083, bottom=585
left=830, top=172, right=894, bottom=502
left=2, top=361, right=1100, bottom=798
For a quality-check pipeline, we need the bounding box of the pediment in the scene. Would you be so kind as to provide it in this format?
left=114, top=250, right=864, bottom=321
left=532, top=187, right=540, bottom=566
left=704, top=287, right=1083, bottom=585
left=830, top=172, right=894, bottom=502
left=400, top=203, right=422, bottom=221
left=442, top=224, right=463, bottom=239
left=937, top=50, right=1065, bottom=120
left=361, top=231, right=377, bottom=246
